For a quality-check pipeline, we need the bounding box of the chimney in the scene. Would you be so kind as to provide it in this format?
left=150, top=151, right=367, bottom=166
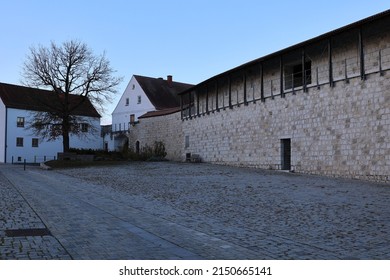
left=167, top=75, right=173, bottom=87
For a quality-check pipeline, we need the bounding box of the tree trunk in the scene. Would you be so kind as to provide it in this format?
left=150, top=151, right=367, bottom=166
left=62, top=116, right=70, bottom=153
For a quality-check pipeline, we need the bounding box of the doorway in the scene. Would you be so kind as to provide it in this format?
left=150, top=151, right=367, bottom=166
left=281, top=138, right=291, bottom=170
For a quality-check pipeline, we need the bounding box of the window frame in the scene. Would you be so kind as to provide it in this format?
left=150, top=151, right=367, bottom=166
left=32, top=138, right=39, bottom=148
left=17, top=117, right=25, bottom=128
left=16, top=137, right=24, bottom=147
left=81, top=123, right=89, bottom=132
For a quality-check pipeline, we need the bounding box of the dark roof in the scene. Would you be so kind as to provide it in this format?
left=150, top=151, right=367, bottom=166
left=139, top=107, right=181, bottom=119
left=134, top=75, right=193, bottom=109
left=0, top=82, right=100, bottom=118
left=179, top=9, right=390, bottom=94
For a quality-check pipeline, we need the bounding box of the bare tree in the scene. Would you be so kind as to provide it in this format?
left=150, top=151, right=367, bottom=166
left=22, top=40, right=122, bottom=152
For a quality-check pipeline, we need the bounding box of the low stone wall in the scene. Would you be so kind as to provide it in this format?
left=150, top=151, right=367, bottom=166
left=128, top=112, right=184, bottom=161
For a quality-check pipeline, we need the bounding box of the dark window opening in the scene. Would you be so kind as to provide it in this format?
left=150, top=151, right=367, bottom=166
left=32, top=138, right=39, bottom=147
left=81, top=123, right=89, bottom=132
left=281, top=139, right=291, bottom=170
left=284, top=61, right=312, bottom=90
left=16, top=137, right=23, bottom=147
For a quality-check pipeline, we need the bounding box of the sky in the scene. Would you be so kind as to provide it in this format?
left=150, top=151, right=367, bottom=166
left=0, top=0, right=389, bottom=124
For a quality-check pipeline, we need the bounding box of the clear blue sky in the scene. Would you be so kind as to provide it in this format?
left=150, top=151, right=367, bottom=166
left=0, top=0, right=388, bottom=124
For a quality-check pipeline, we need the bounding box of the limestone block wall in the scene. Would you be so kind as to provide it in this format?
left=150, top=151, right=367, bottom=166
left=182, top=72, right=390, bottom=183
left=129, top=112, right=184, bottom=161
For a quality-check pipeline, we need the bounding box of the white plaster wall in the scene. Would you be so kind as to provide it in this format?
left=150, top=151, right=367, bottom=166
left=5, top=108, right=101, bottom=163
left=112, top=76, right=155, bottom=132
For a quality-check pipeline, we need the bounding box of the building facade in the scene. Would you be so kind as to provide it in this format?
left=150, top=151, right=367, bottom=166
left=110, top=75, right=193, bottom=151
left=129, top=10, right=390, bottom=183
left=0, top=83, right=101, bottom=163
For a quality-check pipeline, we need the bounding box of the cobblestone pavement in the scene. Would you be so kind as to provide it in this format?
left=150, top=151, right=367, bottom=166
left=0, top=170, right=71, bottom=259
left=1, top=162, right=389, bottom=260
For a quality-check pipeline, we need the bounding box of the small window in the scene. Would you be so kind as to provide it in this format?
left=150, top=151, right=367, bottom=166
left=185, top=135, right=190, bottom=148
left=125, top=98, right=129, bottom=106
left=32, top=138, right=39, bottom=147
left=16, top=137, right=23, bottom=147
left=130, top=114, right=135, bottom=124
left=132, top=84, right=135, bottom=90
left=81, top=123, right=88, bottom=132
left=137, top=95, right=141, bottom=104
left=17, top=117, right=25, bottom=127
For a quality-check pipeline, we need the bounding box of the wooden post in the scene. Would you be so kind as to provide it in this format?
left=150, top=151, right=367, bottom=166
left=359, top=26, right=365, bottom=80
left=328, top=38, right=334, bottom=87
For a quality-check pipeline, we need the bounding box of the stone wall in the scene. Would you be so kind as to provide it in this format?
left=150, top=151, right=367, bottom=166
left=128, top=111, right=184, bottom=161
left=182, top=72, right=390, bottom=183
left=128, top=18, right=390, bottom=183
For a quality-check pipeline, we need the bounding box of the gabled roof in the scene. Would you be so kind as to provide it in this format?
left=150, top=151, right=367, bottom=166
left=0, top=82, right=100, bottom=118
left=134, top=75, right=193, bottom=110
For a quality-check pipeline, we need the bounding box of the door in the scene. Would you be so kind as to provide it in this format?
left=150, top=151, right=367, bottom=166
left=281, top=139, right=291, bottom=170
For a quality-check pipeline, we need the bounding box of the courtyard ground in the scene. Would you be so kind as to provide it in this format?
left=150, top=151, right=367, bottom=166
left=1, top=162, right=389, bottom=259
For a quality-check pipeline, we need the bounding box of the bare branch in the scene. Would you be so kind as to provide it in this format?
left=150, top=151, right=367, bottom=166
left=22, top=39, right=123, bottom=152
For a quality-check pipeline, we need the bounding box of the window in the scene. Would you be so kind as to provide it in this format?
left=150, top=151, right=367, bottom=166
left=132, top=84, right=135, bottom=90
left=119, top=123, right=122, bottom=131
left=137, top=95, right=141, bottom=104
left=284, top=60, right=312, bottom=90
left=185, top=135, right=190, bottom=148
left=16, top=137, right=23, bottom=147
left=17, top=117, right=25, bottom=127
left=81, top=123, right=88, bottom=132
left=32, top=138, right=39, bottom=147
left=130, top=114, right=135, bottom=124
left=125, top=98, right=129, bottom=106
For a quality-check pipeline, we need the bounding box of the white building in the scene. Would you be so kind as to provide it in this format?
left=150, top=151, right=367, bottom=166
left=109, top=75, right=193, bottom=151
left=0, top=82, right=102, bottom=163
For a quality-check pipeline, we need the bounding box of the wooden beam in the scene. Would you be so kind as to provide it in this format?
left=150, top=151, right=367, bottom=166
left=215, top=80, right=218, bottom=111
left=260, top=63, right=265, bottom=102
left=302, top=49, right=306, bottom=92
left=328, top=38, right=334, bottom=87
left=196, top=90, right=200, bottom=116
left=228, top=75, right=232, bottom=108
left=243, top=71, right=248, bottom=105
left=359, top=26, right=365, bottom=80
left=280, top=55, right=284, bottom=98
left=206, top=86, right=209, bottom=114
left=180, top=94, right=183, bottom=119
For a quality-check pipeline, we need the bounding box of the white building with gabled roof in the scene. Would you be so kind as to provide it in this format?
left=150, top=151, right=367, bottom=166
left=0, top=82, right=102, bottom=163
left=108, top=75, right=193, bottom=151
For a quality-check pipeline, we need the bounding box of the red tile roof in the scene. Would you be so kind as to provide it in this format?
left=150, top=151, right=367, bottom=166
left=0, top=82, right=100, bottom=118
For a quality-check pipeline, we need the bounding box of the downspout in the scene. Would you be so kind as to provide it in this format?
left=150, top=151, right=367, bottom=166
left=4, top=106, right=8, bottom=163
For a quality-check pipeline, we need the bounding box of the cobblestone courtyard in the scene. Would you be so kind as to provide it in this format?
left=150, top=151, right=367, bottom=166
left=1, top=162, right=389, bottom=259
